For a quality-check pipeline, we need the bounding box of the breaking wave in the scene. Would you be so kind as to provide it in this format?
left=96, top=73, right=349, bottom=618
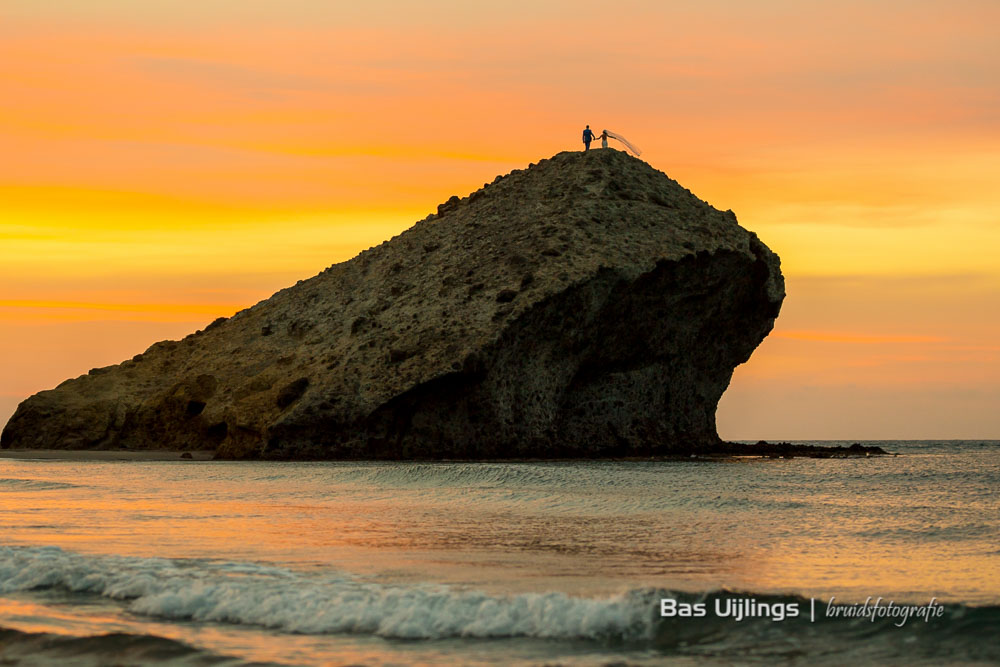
left=2, top=545, right=998, bottom=665
left=1, top=545, right=654, bottom=641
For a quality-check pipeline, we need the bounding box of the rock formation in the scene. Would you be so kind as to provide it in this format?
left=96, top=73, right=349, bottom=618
left=2, top=149, right=785, bottom=459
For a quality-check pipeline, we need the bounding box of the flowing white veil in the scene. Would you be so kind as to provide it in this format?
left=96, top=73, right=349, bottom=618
left=604, top=130, right=641, bottom=156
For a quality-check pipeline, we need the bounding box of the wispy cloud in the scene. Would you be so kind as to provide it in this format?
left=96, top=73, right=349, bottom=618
left=131, top=56, right=329, bottom=92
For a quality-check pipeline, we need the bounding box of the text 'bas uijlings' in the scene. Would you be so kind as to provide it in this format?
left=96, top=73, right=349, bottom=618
left=660, top=598, right=801, bottom=622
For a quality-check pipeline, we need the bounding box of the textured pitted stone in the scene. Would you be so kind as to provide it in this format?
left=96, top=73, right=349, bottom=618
left=2, top=149, right=784, bottom=459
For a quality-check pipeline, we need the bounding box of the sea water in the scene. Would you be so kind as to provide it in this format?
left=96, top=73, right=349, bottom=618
left=1, top=441, right=998, bottom=665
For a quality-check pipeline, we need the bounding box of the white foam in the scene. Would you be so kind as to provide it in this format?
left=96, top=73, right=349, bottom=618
left=0, top=546, right=656, bottom=640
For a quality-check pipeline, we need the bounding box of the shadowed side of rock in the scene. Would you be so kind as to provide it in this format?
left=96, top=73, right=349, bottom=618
left=263, top=246, right=779, bottom=459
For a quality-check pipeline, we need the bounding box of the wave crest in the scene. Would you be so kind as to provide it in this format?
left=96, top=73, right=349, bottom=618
left=0, top=546, right=654, bottom=640
left=2, top=544, right=998, bottom=661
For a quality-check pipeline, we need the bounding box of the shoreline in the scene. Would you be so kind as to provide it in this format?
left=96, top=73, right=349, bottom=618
left=0, top=441, right=890, bottom=463
left=0, top=449, right=216, bottom=462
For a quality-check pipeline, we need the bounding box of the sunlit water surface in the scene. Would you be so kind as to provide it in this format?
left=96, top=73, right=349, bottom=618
left=1, top=441, right=998, bottom=665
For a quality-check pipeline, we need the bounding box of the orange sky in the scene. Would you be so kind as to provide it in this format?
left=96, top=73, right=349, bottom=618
left=2, top=0, right=998, bottom=439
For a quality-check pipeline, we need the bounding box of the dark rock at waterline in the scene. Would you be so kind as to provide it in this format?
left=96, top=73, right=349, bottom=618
left=1, top=149, right=785, bottom=460
left=724, top=441, right=890, bottom=458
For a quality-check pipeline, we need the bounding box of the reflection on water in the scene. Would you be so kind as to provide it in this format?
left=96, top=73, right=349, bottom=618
left=1, top=442, right=999, bottom=665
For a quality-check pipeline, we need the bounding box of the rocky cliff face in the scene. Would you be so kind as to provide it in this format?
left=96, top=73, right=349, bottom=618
left=2, top=149, right=784, bottom=459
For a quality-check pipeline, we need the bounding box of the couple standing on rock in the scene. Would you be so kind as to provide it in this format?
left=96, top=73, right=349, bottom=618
left=582, top=125, right=608, bottom=151
left=582, top=125, right=642, bottom=157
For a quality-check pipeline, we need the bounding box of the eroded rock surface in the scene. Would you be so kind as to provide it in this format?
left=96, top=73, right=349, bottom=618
left=2, top=149, right=784, bottom=459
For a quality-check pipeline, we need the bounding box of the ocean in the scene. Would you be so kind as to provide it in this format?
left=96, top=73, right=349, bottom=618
left=1, top=440, right=998, bottom=665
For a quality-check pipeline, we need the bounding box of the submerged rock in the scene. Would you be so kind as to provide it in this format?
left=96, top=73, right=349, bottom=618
left=2, top=149, right=784, bottom=459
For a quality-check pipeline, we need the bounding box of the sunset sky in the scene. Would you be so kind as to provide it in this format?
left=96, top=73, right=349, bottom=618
left=2, top=0, right=998, bottom=439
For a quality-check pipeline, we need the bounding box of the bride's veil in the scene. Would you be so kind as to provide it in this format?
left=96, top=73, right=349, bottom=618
left=604, top=131, right=641, bottom=156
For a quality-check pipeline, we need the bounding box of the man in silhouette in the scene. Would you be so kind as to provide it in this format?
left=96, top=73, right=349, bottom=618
left=582, top=125, right=595, bottom=151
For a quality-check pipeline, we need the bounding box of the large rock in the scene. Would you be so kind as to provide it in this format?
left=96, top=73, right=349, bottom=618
left=2, top=149, right=784, bottom=459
